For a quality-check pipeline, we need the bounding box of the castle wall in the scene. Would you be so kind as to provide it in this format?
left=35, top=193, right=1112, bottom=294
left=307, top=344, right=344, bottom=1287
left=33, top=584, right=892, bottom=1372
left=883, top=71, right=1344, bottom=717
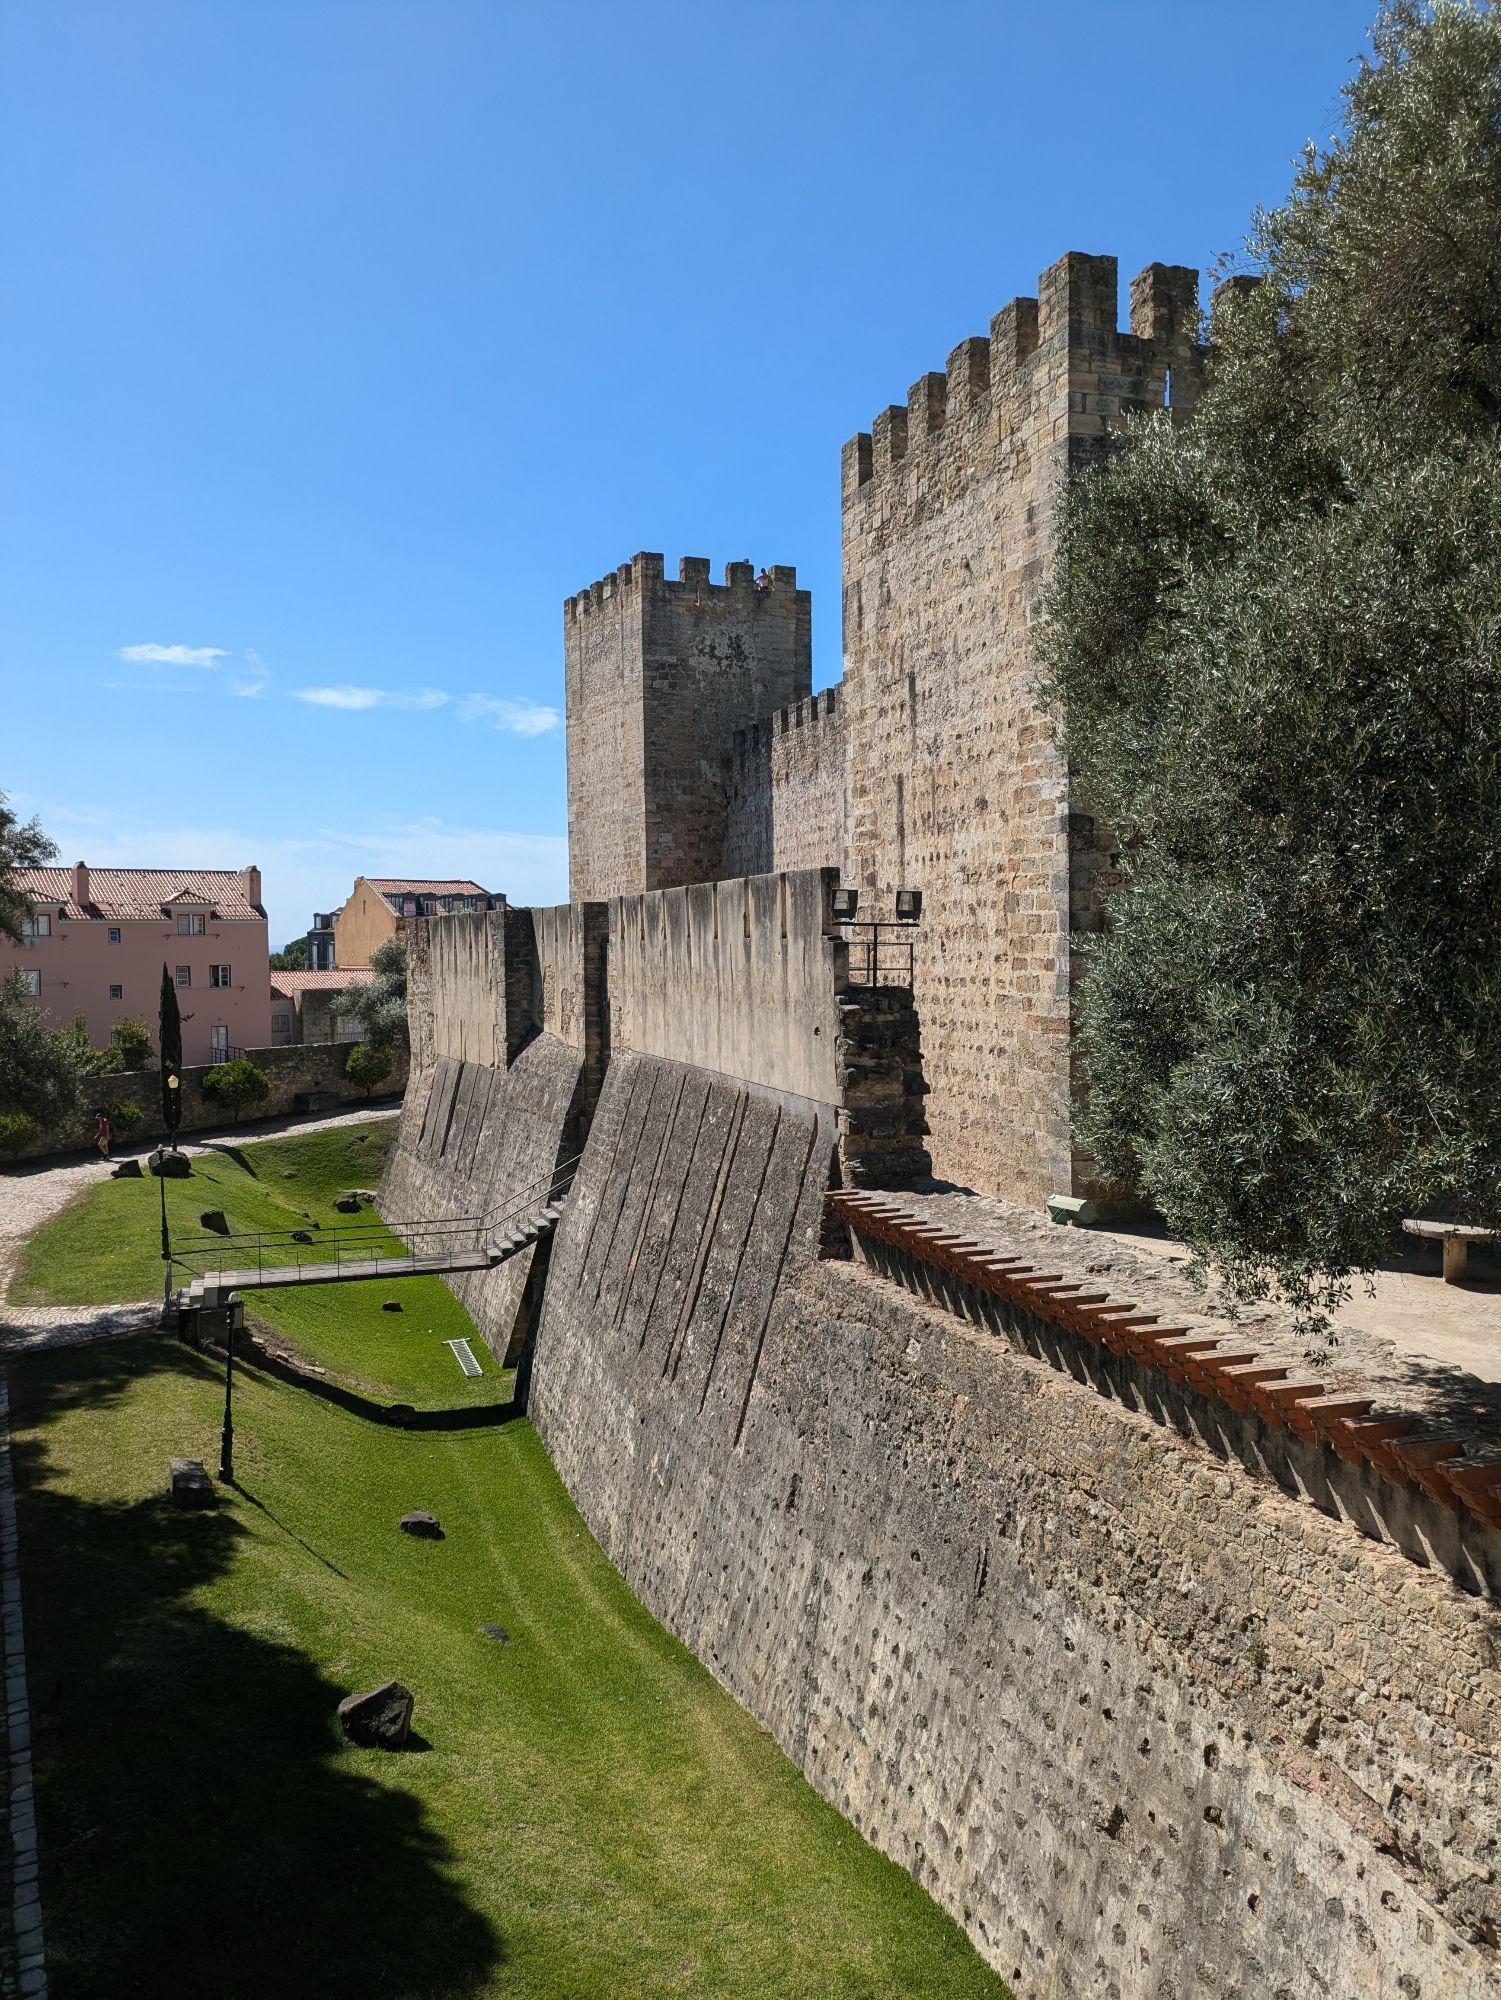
left=840, top=255, right=1201, bottom=1204
left=608, top=868, right=846, bottom=1106
left=723, top=687, right=847, bottom=879
left=565, top=556, right=812, bottom=902
left=530, top=1052, right=1501, bottom=2000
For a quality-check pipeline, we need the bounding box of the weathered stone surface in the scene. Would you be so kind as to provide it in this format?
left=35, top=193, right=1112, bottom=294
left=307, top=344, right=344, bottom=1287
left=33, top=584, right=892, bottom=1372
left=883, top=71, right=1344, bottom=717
left=334, top=1195, right=361, bottom=1213
left=148, top=1149, right=191, bottom=1179
left=381, top=1299, right=403, bottom=1313
left=564, top=557, right=811, bottom=902
left=110, top=1158, right=142, bottom=1178
left=290, top=1230, right=313, bottom=1244
left=169, top=1458, right=214, bottom=1509
left=336, top=1680, right=413, bottom=1749
left=398, top=1511, right=443, bottom=1539
left=199, top=1210, right=229, bottom=1235
left=529, top=1052, right=1501, bottom=2000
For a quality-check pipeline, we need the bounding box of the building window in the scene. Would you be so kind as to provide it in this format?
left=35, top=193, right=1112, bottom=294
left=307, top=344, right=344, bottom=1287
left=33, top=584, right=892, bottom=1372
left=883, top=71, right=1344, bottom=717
left=107, top=927, right=121, bottom=944
left=18, top=970, right=40, bottom=997
left=20, top=914, right=50, bottom=943
left=176, top=966, right=191, bottom=989
left=109, top=984, right=123, bottom=1001
left=272, top=1012, right=290, bottom=1034
left=210, top=1026, right=229, bottom=1060
left=177, top=913, right=206, bottom=936
left=402, top=897, right=417, bottom=916
left=210, top=964, right=231, bottom=988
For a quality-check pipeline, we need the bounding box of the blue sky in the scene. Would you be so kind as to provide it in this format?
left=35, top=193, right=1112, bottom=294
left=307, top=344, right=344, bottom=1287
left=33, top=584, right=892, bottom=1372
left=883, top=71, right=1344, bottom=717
left=2, top=0, right=1375, bottom=948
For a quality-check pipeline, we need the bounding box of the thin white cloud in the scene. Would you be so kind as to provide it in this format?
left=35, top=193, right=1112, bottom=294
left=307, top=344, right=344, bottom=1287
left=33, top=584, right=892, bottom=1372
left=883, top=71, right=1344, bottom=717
left=116, top=643, right=226, bottom=669
left=291, top=685, right=450, bottom=712
left=459, top=694, right=561, bottom=737
left=232, top=648, right=269, bottom=699
left=97, top=679, right=208, bottom=694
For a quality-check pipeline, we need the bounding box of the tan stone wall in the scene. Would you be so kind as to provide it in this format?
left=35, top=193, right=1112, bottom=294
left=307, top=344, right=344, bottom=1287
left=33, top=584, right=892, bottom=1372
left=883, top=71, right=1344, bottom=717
left=841, top=254, right=1201, bottom=1204
left=723, top=687, right=846, bottom=878
left=330, top=877, right=398, bottom=969
left=608, top=869, right=846, bottom=1105
left=565, top=556, right=812, bottom=902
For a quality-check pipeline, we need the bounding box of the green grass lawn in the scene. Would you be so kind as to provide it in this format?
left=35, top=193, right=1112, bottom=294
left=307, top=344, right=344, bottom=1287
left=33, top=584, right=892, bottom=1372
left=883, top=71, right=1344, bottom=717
left=9, top=1128, right=1011, bottom=2000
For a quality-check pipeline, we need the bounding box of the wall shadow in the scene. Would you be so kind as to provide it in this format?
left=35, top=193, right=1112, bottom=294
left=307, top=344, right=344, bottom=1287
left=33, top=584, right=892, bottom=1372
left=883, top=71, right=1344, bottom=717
left=9, top=1342, right=504, bottom=2000
left=230, top=1335, right=522, bottom=1432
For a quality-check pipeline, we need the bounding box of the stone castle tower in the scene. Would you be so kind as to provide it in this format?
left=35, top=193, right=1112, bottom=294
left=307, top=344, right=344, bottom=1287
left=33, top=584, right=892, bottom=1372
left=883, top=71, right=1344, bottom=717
left=563, top=251, right=1204, bottom=1207
left=564, top=556, right=811, bottom=903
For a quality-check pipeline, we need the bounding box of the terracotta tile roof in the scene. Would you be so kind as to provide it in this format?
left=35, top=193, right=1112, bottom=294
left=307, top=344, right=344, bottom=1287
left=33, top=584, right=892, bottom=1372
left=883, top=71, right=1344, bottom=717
left=16, top=867, right=266, bottom=922
left=365, top=877, right=495, bottom=913
left=269, top=969, right=375, bottom=998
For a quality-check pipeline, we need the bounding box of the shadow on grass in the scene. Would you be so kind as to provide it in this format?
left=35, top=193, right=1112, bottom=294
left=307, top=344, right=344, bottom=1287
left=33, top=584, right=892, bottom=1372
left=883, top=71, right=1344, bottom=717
left=198, top=1141, right=258, bottom=1177
left=235, top=1335, right=523, bottom=1433
left=10, top=1341, right=504, bottom=2000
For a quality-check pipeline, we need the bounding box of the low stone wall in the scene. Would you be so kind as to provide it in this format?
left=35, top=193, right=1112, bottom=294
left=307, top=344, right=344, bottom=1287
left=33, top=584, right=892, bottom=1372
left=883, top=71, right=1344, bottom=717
left=8, top=1040, right=408, bottom=1162
left=607, top=868, right=846, bottom=1103
left=529, top=1052, right=1501, bottom=2000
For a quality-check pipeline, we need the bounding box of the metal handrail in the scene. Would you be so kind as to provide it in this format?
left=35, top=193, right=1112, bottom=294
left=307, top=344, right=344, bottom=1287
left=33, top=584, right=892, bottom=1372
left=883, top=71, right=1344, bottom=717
left=837, top=921, right=916, bottom=988
left=171, top=1154, right=583, bottom=1284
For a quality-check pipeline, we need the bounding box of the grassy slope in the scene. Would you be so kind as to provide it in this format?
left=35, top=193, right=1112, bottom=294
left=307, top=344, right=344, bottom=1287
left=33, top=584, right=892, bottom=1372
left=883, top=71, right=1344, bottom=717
left=10, top=1130, right=1010, bottom=2000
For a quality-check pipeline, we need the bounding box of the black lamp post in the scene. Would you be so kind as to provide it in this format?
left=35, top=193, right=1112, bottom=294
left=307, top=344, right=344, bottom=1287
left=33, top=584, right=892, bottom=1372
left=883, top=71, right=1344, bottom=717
left=158, top=1071, right=180, bottom=1325
left=218, top=1296, right=236, bottom=1484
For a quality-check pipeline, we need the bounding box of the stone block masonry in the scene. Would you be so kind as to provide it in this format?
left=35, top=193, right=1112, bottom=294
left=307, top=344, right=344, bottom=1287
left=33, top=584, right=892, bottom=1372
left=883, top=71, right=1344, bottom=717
left=840, top=253, right=1202, bottom=1206
left=723, top=687, right=847, bottom=879
left=530, top=1059, right=1501, bottom=1998
left=565, top=555, right=812, bottom=902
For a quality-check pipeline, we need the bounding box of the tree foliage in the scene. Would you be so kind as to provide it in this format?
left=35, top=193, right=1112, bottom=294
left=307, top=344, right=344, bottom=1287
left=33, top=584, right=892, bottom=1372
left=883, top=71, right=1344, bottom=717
left=344, top=1041, right=393, bottom=1099
left=341, top=938, right=409, bottom=1053
left=269, top=937, right=310, bottom=971
left=0, top=791, right=56, bottom=947
left=203, top=1057, right=270, bottom=1123
left=158, top=966, right=182, bottom=1132
left=0, top=972, right=84, bottom=1132
left=103, top=1019, right=154, bottom=1073
left=1039, top=1, right=1501, bottom=1317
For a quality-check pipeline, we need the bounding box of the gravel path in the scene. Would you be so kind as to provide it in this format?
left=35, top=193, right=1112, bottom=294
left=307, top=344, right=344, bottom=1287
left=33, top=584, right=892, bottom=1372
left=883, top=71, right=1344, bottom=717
left=0, top=1106, right=399, bottom=1353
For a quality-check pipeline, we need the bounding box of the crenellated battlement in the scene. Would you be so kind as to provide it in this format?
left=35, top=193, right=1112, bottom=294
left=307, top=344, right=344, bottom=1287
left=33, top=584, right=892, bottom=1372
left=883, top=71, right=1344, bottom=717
left=565, top=553, right=803, bottom=622
left=841, top=252, right=1203, bottom=502
left=726, top=684, right=841, bottom=775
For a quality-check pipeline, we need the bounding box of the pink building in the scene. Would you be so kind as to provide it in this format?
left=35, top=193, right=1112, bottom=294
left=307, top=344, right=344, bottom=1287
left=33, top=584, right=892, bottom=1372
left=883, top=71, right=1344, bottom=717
left=4, top=863, right=272, bottom=1068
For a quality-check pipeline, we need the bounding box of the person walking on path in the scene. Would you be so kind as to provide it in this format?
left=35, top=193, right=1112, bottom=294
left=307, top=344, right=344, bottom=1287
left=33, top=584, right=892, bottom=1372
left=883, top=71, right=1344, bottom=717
left=93, top=1110, right=111, bottom=1161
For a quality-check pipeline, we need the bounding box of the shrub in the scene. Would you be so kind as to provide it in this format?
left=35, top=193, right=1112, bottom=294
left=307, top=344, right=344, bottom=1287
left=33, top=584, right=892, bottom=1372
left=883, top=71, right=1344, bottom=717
left=0, top=1112, right=39, bottom=1159
left=203, top=1057, right=270, bottom=1123
left=344, top=1042, right=393, bottom=1099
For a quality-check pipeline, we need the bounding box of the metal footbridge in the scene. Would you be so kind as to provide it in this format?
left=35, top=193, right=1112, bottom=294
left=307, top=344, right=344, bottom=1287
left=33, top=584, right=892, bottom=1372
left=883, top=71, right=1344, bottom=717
left=171, top=1157, right=579, bottom=1314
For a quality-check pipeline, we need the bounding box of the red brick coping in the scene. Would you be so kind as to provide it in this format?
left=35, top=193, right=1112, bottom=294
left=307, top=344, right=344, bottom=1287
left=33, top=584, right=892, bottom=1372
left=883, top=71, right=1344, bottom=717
left=827, top=1190, right=1501, bottom=1534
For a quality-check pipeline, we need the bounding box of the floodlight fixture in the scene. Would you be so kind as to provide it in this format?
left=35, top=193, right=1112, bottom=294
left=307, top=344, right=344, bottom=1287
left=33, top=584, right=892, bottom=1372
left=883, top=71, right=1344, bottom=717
left=895, top=888, right=923, bottom=923
left=831, top=886, right=859, bottom=920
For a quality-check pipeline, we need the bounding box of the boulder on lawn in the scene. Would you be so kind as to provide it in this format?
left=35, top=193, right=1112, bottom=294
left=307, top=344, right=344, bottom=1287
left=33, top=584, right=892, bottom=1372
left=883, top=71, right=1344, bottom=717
left=381, top=1300, right=403, bottom=1313
left=337, top=1680, right=414, bottom=1750
left=291, top=1230, right=313, bottom=1245
left=334, top=1195, right=361, bottom=1214
left=199, top=1210, right=229, bottom=1235
left=384, top=1404, right=416, bottom=1428
left=148, top=1149, right=191, bottom=1179
left=111, top=1159, right=142, bottom=1179
left=480, top=1623, right=512, bottom=1646
left=169, top=1458, right=214, bottom=1509
left=399, top=1510, right=444, bottom=1540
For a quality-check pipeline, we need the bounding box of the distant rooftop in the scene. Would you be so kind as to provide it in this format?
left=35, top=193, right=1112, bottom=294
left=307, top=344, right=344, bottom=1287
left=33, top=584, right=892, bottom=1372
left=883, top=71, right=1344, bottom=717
left=363, top=878, right=498, bottom=914
left=17, top=866, right=265, bottom=922
left=270, top=968, right=375, bottom=998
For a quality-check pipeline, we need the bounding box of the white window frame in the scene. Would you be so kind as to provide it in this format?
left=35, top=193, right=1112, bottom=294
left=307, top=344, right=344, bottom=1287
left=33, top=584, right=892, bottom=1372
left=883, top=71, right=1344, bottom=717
left=210, top=964, right=231, bottom=989
left=175, top=966, right=191, bottom=988
left=107, top=927, right=121, bottom=944
left=21, top=914, right=50, bottom=943
left=209, top=1025, right=229, bottom=1060
left=18, top=969, right=40, bottom=997
left=177, top=913, right=206, bottom=936
left=109, top=983, right=123, bottom=1001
